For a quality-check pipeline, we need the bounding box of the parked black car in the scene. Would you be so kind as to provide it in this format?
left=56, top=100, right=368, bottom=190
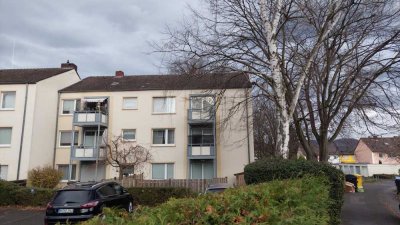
left=44, top=181, right=133, bottom=225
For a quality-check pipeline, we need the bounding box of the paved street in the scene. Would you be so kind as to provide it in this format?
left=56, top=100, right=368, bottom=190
left=341, top=180, right=400, bottom=225
left=0, top=207, right=44, bottom=225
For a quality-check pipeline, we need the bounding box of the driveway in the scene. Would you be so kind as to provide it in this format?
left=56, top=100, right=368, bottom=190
left=341, top=180, right=400, bottom=225
left=0, top=207, right=44, bottom=225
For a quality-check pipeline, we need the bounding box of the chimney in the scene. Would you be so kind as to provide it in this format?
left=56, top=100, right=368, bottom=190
left=115, top=70, right=124, bottom=77
left=61, top=60, right=78, bottom=71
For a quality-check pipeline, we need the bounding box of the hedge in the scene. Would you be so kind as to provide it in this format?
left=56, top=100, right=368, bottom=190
left=127, top=187, right=195, bottom=206
left=0, top=180, right=55, bottom=207
left=244, top=158, right=344, bottom=225
left=82, top=176, right=330, bottom=225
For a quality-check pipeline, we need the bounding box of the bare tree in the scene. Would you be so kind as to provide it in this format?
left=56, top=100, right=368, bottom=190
left=104, top=136, right=152, bottom=180
left=159, top=0, right=345, bottom=157
left=292, top=0, right=400, bottom=161
left=253, top=96, right=299, bottom=159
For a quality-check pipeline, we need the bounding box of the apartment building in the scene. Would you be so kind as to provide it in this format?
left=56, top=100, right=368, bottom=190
left=0, top=63, right=80, bottom=180
left=55, top=71, right=254, bottom=184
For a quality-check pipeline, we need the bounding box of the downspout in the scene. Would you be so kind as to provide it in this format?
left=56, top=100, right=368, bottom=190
left=17, top=83, right=29, bottom=180
left=244, top=89, right=251, bottom=164
left=52, top=92, right=61, bottom=168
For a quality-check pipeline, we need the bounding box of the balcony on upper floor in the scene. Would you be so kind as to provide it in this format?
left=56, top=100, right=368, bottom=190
left=188, top=145, right=215, bottom=159
left=71, top=146, right=106, bottom=161
left=73, top=111, right=108, bottom=127
left=188, top=108, right=215, bottom=124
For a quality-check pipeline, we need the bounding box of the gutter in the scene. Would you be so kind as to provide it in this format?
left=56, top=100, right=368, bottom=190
left=52, top=92, right=61, bottom=168
left=16, top=83, right=29, bottom=180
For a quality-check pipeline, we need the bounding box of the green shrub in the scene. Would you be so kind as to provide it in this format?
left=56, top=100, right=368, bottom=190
left=0, top=180, right=55, bottom=207
left=244, top=158, right=344, bottom=225
left=127, top=187, right=195, bottom=206
left=28, top=166, right=62, bottom=189
left=82, top=176, right=330, bottom=225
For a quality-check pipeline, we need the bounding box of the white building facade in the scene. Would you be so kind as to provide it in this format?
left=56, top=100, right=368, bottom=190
left=0, top=63, right=80, bottom=180
left=54, top=72, right=254, bottom=184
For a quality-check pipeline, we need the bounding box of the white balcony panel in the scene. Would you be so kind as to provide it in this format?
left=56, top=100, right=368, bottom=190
left=101, top=115, right=107, bottom=123
left=201, top=146, right=211, bottom=155
left=75, top=148, right=84, bottom=157
left=77, top=114, right=86, bottom=122
left=192, top=147, right=201, bottom=155
left=87, top=113, right=96, bottom=122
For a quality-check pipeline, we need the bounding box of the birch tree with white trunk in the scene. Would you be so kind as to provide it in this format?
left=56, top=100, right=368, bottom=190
left=158, top=0, right=344, bottom=157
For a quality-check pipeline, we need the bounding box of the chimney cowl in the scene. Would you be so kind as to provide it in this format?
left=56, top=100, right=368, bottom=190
left=61, top=60, right=78, bottom=71
left=115, top=71, right=124, bottom=77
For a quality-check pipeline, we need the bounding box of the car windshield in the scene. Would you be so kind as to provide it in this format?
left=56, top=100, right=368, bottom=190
left=52, top=190, right=92, bottom=205
left=206, top=188, right=226, bottom=193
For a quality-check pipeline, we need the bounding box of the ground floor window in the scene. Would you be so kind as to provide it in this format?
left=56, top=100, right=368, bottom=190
left=0, top=165, right=8, bottom=180
left=58, top=164, right=76, bottom=180
left=152, top=163, right=174, bottom=179
left=191, top=160, right=214, bottom=179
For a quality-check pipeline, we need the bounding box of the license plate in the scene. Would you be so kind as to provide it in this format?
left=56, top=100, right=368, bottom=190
left=58, top=209, right=73, bottom=214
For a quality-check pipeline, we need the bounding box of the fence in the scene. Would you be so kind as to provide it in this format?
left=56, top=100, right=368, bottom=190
left=112, top=175, right=228, bottom=193
left=337, top=163, right=400, bottom=177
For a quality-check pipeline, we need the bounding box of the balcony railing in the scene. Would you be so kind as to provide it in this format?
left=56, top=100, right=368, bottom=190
left=71, top=146, right=106, bottom=161
left=188, top=108, right=215, bottom=123
left=188, top=145, right=215, bottom=158
left=73, top=111, right=108, bottom=127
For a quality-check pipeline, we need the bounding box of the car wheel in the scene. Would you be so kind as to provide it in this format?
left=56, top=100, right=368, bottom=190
left=127, top=201, right=133, bottom=213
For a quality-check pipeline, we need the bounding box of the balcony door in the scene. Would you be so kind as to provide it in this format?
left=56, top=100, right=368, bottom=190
left=190, top=160, right=214, bottom=179
left=83, top=130, right=103, bottom=147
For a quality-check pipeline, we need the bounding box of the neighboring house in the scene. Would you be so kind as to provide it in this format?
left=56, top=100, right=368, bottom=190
left=0, top=63, right=81, bottom=180
left=354, top=136, right=400, bottom=164
left=298, top=138, right=358, bottom=164
left=54, top=71, right=254, bottom=184
left=333, top=138, right=358, bottom=164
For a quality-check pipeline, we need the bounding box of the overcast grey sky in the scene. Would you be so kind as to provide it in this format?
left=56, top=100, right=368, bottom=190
left=0, top=0, right=200, bottom=77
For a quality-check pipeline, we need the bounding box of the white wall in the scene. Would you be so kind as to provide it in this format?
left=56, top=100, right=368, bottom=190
left=338, top=163, right=400, bottom=177
left=56, top=88, right=254, bottom=183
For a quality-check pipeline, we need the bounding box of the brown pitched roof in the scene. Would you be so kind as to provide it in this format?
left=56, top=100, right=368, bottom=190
left=60, top=73, right=251, bottom=93
left=360, top=137, right=400, bottom=154
left=0, top=68, right=73, bottom=84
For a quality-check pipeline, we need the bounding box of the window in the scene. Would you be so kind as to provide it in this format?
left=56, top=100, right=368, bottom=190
left=189, top=126, right=214, bottom=146
left=1, top=92, right=16, bottom=109
left=122, top=129, right=136, bottom=141
left=190, top=96, right=214, bottom=110
left=0, top=127, right=12, bottom=146
left=83, top=130, right=104, bottom=147
left=62, top=99, right=81, bottom=114
left=152, top=163, right=174, bottom=179
left=378, top=153, right=383, bottom=158
left=0, top=165, right=8, bottom=180
left=58, top=164, right=76, bottom=180
left=191, top=161, right=214, bottom=179
left=59, top=131, right=78, bottom=147
left=152, top=129, right=174, bottom=145
left=98, top=184, right=117, bottom=197
left=123, top=97, right=138, bottom=110
left=153, top=97, right=175, bottom=113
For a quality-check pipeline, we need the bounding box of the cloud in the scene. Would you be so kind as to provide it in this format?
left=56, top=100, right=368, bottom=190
left=0, top=0, right=199, bottom=77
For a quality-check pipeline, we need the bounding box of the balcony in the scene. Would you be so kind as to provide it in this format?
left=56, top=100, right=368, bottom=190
left=71, top=146, right=106, bottom=161
left=188, top=145, right=215, bottom=159
left=73, top=111, right=108, bottom=127
left=188, top=108, right=215, bottom=123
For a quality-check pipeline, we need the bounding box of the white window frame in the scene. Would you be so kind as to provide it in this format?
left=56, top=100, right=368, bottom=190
left=122, top=129, right=136, bottom=142
left=58, top=164, right=77, bottom=181
left=0, top=127, right=12, bottom=147
left=151, top=163, right=174, bottom=180
left=152, top=128, right=175, bottom=146
left=61, top=99, right=80, bottom=115
left=152, top=97, right=175, bottom=114
left=122, top=97, right=138, bottom=110
left=59, top=131, right=79, bottom=148
left=0, top=91, right=16, bottom=110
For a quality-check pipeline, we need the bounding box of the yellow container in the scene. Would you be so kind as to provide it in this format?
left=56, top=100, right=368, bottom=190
left=355, top=174, right=364, bottom=192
